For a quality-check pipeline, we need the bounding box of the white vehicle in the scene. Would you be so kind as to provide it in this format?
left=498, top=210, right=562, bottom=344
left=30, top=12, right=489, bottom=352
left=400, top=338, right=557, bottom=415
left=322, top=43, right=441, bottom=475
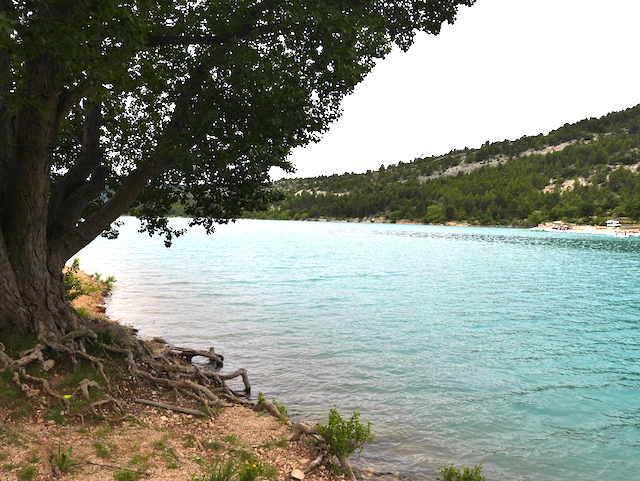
left=606, top=219, right=621, bottom=228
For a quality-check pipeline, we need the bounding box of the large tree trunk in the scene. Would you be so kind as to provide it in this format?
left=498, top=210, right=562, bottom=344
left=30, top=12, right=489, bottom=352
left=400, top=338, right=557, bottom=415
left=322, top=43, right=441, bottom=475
left=0, top=243, right=79, bottom=338
left=0, top=53, right=80, bottom=338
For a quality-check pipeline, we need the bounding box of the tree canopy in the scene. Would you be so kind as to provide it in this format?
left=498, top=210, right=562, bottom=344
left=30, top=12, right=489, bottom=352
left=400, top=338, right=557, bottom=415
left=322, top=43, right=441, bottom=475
left=0, top=0, right=474, bottom=336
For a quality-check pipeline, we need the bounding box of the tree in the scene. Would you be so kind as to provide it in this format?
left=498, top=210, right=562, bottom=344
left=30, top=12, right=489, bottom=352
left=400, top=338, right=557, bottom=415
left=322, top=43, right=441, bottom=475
left=0, top=0, right=475, bottom=338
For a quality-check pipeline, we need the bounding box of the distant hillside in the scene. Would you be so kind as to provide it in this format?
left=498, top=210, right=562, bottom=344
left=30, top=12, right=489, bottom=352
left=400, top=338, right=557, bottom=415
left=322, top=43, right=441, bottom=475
left=247, top=104, right=640, bottom=226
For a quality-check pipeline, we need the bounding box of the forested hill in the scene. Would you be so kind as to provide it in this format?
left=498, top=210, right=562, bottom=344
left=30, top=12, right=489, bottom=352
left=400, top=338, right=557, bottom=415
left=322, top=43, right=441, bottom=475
left=246, top=104, right=640, bottom=226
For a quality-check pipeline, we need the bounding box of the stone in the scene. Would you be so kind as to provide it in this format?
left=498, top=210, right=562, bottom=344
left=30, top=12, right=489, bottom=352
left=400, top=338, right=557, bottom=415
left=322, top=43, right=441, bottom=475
left=291, top=468, right=305, bottom=480
left=42, top=359, right=55, bottom=371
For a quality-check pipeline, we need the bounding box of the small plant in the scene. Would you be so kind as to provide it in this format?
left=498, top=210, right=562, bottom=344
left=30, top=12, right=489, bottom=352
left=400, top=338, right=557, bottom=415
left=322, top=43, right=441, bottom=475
left=203, top=441, right=221, bottom=451
left=95, top=425, right=113, bottom=437
left=236, top=459, right=277, bottom=481
left=315, top=407, right=374, bottom=478
left=104, top=275, right=117, bottom=291
left=161, top=450, right=179, bottom=468
left=75, top=307, right=93, bottom=318
left=128, top=453, right=151, bottom=467
left=52, top=445, right=78, bottom=474
left=152, top=439, right=167, bottom=450
left=44, top=405, right=67, bottom=425
left=92, top=441, right=111, bottom=459
left=93, top=272, right=117, bottom=291
left=63, top=258, right=86, bottom=301
left=183, top=434, right=195, bottom=448
left=272, top=399, right=289, bottom=420
left=114, top=469, right=142, bottom=481
left=221, top=434, right=242, bottom=446
left=194, top=459, right=236, bottom=481
left=16, top=464, right=36, bottom=481
left=259, top=438, right=288, bottom=450
left=192, top=458, right=277, bottom=481
left=438, top=464, right=486, bottom=481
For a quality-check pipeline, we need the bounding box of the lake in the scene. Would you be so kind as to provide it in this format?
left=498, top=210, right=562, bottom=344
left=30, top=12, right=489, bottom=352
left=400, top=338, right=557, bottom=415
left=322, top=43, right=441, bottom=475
left=77, top=218, right=640, bottom=480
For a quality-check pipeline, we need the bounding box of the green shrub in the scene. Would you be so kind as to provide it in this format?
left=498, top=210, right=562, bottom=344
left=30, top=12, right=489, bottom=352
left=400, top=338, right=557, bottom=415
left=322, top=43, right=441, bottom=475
left=315, top=407, right=374, bottom=477
left=438, top=464, right=486, bottom=481
left=316, top=407, right=374, bottom=460
left=63, top=258, right=86, bottom=301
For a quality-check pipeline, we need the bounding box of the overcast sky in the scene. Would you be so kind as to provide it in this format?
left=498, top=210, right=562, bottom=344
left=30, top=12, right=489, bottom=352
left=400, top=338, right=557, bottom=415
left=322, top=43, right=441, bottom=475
left=272, top=0, right=640, bottom=179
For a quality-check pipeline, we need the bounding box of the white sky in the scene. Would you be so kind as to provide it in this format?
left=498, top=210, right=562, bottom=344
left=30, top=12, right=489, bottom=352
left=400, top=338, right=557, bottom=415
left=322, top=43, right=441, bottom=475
left=273, top=0, right=640, bottom=179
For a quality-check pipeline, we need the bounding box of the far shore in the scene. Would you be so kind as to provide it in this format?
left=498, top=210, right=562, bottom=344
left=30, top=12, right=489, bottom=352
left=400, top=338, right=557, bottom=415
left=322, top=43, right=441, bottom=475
left=530, top=222, right=640, bottom=236
left=250, top=216, right=640, bottom=236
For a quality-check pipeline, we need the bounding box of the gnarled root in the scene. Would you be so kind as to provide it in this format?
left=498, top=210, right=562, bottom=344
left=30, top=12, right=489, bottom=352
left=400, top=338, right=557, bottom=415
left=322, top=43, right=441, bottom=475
left=254, top=399, right=291, bottom=423
left=1, top=323, right=254, bottom=421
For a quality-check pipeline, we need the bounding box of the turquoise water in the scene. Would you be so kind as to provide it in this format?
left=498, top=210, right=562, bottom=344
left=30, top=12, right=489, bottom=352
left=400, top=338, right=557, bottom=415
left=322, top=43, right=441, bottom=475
left=77, top=218, right=640, bottom=480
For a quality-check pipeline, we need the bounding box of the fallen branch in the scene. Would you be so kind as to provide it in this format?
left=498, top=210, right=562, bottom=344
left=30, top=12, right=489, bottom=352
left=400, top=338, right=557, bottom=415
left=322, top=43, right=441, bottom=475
left=134, top=399, right=205, bottom=416
left=85, top=461, right=152, bottom=476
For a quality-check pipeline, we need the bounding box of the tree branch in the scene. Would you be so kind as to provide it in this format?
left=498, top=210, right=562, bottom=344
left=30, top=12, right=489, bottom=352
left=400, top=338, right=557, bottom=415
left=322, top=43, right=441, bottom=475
left=47, top=67, right=199, bottom=266
left=146, top=0, right=279, bottom=48
left=47, top=102, right=106, bottom=251
left=48, top=157, right=164, bottom=267
left=146, top=23, right=274, bottom=47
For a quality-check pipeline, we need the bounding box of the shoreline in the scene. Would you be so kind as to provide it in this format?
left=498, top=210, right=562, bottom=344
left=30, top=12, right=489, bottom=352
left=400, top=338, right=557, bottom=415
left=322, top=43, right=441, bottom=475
left=247, top=216, right=640, bottom=235
left=0, top=273, right=361, bottom=481
left=530, top=222, right=640, bottom=236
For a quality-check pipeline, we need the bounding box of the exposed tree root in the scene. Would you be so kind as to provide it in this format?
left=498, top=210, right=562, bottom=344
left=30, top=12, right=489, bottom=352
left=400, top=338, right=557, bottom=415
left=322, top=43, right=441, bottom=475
left=134, top=398, right=205, bottom=416
left=289, top=421, right=357, bottom=481
left=39, top=444, right=55, bottom=481
left=163, top=345, right=224, bottom=367
left=0, top=323, right=253, bottom=421
left=2, top=324, right=359, bottom=480
left=253, top=399, right=291, bottom=423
